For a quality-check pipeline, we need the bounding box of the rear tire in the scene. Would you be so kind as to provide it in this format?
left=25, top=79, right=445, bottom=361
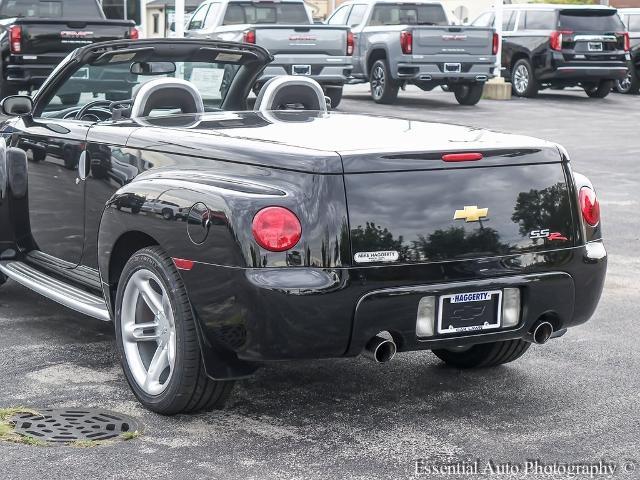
left=59, top=93, right=81, bottom=105
left=615, top=69, right=640, bottom=94
left=115, top=246, right=234, bottom=415
left=432, top=339, right=531, bottom=369
left=584, top=80, right=614, bottom=98
left=453, top=83, right=484, bottom=105
left=325, top=86, right=343, bottom=109
left=370, top=59, right=399, bottom=104
left=511, top=58, right=539, bottom=97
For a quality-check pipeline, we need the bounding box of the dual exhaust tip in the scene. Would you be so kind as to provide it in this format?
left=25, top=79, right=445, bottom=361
left=364, top=321, right=554, bottom=363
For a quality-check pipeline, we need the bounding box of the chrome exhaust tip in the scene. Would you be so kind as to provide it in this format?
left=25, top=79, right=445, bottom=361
left=532, top=321, right=554, bottom=345
left=364, top=334, right=397, bottom=363
left=475, top=75, right=488, bottom=82
left=419, top=74, right=432, bottom=81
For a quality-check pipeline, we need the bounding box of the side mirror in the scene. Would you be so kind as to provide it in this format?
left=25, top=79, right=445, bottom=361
left=1, top=95, right=33, bottom=116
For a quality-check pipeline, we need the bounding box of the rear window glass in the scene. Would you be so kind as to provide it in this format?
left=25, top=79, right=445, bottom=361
left=369, top=3, right=448, bottom=26
left=558, top=10, right=625, bottom=31
left=222, top=2, right=309, bottom=25
left=0, top=0, right=102, bottom=18
left=523, top=11, right=556, bottom=30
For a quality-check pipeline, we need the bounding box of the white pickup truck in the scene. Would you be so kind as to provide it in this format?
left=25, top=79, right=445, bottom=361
left=184, top=0, right=353, bottom=107
left=327, top=0, right=497, bottom=105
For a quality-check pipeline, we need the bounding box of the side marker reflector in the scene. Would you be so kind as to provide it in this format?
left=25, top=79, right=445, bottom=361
left=173, top=258, right=195, bottom=271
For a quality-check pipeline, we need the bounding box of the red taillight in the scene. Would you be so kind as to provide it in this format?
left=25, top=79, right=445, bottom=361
left=252, top=207, right=301, bottom=252
left=243, top=30, right=256, bottom=44
left=550, top=30, right=572, bottom=51
left=128, top=27, right=139, bottom=40
left=400, top=31, right=412, bottom=55
left=620, top=32, right=630, bottom=52
left=579, top=187, right=600, bottom=227
left=9, top=25, right=22, bottom=54
left=347, top=31, right=354, bottom=56
left=492, top=32, right=500, bottom=55
left=173, top=258, right=195, bottom=271
left=442, top=152, right=483, bottom=162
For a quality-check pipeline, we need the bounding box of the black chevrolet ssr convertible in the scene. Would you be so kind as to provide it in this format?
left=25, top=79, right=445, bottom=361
left=0, top=40, right=606, bottom=414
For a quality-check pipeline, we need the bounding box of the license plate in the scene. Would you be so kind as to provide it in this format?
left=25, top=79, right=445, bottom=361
left=444, top=62, right=462, bottom=73
left=588, top=42, right=603, bottom=52
left=292, top=64, right=311, bottom=75
left=437, top=290, right=502, bottom=334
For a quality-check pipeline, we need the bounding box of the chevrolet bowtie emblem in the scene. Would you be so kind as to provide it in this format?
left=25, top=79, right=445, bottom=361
left=454, top=205, right=489, bottom=222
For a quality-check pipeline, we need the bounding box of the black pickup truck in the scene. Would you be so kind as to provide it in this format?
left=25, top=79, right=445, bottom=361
left=0, top=0, right=137, bottom=99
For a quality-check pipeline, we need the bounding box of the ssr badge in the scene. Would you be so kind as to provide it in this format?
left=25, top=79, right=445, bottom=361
left=453, top=205, right=489, bottom=222
left=529, top=229, right=568, bottom=241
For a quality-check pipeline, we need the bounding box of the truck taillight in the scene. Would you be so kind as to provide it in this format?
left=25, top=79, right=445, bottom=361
left=243, top=30, right=256, bottom=44
left=347, top=31, right=354, bottom=56
left=252, top=207, right=302, bottom=252
left=400, top=31, right=412, bottom=55
left=128, top=27, right=139, bottom=40
left=9, top=25, right=22, bottom=54
left=550, top=30, right=572, bottom=51
left=579, top=187, right=600, bottom=227
left=492, top=32, right=499, bottom=55
left=620, top=32, right=630, bottom=52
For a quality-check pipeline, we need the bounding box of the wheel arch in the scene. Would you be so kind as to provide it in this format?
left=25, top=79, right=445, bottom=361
left=366, top=47, right=389, bottom=79
left=507, top=51, right=531, bottom=78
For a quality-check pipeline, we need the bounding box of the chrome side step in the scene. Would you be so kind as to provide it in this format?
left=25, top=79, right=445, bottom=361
left=0, top=261, right=110, bottom=322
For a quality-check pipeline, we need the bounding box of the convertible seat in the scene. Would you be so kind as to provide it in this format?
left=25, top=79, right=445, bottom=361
left=254, top=76, right=327, bottom=112
left=130, top=77, right=205, bottom=118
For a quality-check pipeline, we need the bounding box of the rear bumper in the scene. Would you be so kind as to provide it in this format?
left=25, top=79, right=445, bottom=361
left=538, top=51, right=629, bottom=82
left=184, top=243, right=606, bottom=365
left=258, top=54, right=353, bottom=86
left=394, top=55, right=495, bottom=83
left=4, top=53, right=69, bottom=87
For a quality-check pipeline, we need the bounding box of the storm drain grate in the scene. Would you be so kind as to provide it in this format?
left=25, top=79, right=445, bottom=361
left=9, top=409, right=141, bottom=443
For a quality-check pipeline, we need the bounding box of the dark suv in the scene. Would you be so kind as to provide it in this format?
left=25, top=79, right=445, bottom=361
left=616, top=8, right=640, bottom=94
left=473, top=4, right=629, bottom=98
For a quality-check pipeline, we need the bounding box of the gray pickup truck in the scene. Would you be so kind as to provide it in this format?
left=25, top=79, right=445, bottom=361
left=185, top=0, right=353, bottom=107
left=327, top=0, right=497, bottom=105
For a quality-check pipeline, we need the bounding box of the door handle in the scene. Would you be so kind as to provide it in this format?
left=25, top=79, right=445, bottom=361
left=78, top=151, right=88, bottom=181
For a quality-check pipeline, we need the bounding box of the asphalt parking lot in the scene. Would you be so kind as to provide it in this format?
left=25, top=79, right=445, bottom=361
left=1, top=85, right=639, bottom=480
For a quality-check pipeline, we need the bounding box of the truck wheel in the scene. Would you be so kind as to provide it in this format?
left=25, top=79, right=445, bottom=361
left=584, top=80, right=614, bottom=98
left=0, top=81, right=19, bottom=99
left=453, top=83, right=484, bottom=106
left=432, top=339, right=531, bottom=369
left=115, top=246, right=234, bottom=414
left=59, top=93, right=81, bottom=105
left=370, top=59, right=399, bottom=104
left=325, top=86, right=343, bottom=109
left=511, top=58, right=539, bottom=97
left=615, top=69, right=640, bottom=94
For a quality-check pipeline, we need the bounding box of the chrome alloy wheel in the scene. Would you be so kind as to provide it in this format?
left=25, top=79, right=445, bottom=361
left=617, top=72, right=632, bottom=93
left=513, top=64, right=529, bottom=94
left=371, top=64, right=386, bottom=99
left=121, top=268, right=176, bottom=396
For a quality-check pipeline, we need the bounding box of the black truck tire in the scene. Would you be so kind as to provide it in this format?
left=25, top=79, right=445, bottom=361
left=511, top=58, right=539, bottom=98
left=432, top=339, right=531, bottom=369
left=370, top=59, right=399, bottom=104
left=59, top=93, right=81, bottom=105
left=584, top=80, right=614, bottom=98
left=325, top=86, right=343, bottom=109
left=115, top=246, right=234, bottom=415
left=0, top=80, right=19, bottom=99
left=453, top=83, right=484, bottom=106
left=615, top=68, right=640, bottom=94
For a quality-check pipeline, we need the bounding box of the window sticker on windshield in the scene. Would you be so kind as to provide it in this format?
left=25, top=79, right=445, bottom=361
left=215, top=53, right=242, bottom=62
left=109, top=53, right=137, bottom=63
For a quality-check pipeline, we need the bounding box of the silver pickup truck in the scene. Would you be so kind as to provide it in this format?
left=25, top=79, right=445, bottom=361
left=327, top=0, right=497, bottom=105
left=185, top=0, right=353, bottom=107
